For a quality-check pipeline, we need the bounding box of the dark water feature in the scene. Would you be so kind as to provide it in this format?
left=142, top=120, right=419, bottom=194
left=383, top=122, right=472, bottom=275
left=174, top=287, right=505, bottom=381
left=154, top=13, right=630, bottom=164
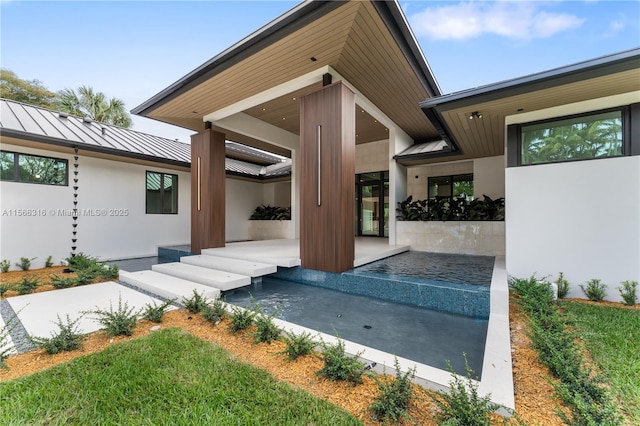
left=225, top=277, right=488, bottom=376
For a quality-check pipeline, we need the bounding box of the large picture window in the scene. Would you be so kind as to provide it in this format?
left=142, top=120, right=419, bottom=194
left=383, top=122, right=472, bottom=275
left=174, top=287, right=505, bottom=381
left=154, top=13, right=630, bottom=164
left=146, top=171, right=178, bottom=214
left=428, top=173, right=473, bottom=201
left=520, top=110, right=623, bottom=165
left=0, top=151, right=68, bottom=185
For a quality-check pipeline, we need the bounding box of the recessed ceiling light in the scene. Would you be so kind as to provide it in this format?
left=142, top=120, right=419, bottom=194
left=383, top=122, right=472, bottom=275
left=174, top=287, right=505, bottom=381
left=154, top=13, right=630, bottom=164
left=292, top=97, right=296, bottom=101
left=282, top=117, right=286, bottom=120
left=373, top=119, right=378, bottom=123
left=310, top=57, right=317, bottom=62
left=262, top=108, right=266, bottom=111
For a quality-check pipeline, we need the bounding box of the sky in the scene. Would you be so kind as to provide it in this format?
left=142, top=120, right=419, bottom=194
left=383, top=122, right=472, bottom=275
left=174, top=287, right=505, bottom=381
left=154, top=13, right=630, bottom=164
left=1, top=0, right=639, bottom=143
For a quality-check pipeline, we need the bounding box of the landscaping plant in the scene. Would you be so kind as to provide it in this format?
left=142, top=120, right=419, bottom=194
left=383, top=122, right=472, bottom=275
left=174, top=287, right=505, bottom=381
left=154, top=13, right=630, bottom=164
left=228, top=306, right=255, bottom=334
left=555, top=272, right=570, bottom=299
left=252, top=304, right=282, bottom=344
left=16, top=257, right=36, bottom=271
left=249, top=204, right=291, bottom=220
left=317, top=337, right=366, bottom=384
left=369, top=357, right=416, bottom=423
left=16, top=276, right=39, bottom=295
left=431, top=358, right=502, bottom=426
left=201, top=298, right=226, bottom=325
left=50, top=275, right=78, bottom=289
left=45, top=256, right=54, bottom=268
left=510, top=276, right=622, bottom=426
left=87, top=296, right=139, bottom=336
left=142, top=299, right=175, bottom=323
left=182, top=290, right=208, bottom=314
left=1, top=259, right=10, bottom=273
left=0, top=283, right=10, bottom=297
left=30, top=314, right=85, bottom=354
left=279, top=331, right=317, bottom=361
left=580, top=278, right=607, bottom=302
left=617, top=280, right=638, bottom=306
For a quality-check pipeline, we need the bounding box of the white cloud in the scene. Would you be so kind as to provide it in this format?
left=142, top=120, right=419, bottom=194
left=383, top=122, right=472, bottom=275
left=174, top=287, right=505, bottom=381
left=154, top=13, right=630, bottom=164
left=409, top=2, right=585, bottom=41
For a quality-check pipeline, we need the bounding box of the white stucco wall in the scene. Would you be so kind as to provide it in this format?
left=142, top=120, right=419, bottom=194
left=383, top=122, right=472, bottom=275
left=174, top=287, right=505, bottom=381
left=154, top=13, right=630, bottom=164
left=225, top=178, right=264, bottom=242
left=505, top=156, right=640, bottom=302
left=262, top=181, right=291, bottom=208
left=0, top=144, right=190, bottom=268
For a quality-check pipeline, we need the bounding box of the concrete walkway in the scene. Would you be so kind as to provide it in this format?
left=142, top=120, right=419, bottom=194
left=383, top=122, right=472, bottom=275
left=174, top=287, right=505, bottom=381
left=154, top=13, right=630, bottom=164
left=1, top=281, right=167, bottom=354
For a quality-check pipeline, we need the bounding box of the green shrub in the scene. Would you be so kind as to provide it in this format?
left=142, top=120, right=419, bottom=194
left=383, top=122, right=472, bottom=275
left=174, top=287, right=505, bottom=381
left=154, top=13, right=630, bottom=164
left=252, top=306, right=282, bottom=344
left=66, top=252, right=97, bottom=271
left=555, top=272, right=570, bottom=299
left=431, top=358, right=501, bottom=426
left=370, top=357, right=416, bottom=423
left=182, top=290, right=208, bottom=314
left=44, top=256, right=54, bottom=268
left=16, top=257, right=36, bottom=271
left=0, top=283, right=11, bottom=297
left=279, top=331, right=317, bottom=361
left=30, top=314, right=85, bottom=354
left=580, top=279, right=607, bottom=302
left=317, top=338, right=366, bottom=384
left=50, top=275, right=78, bottom=289
left=201, top=298, right=226, bottom=325
left=617, top=280, right=637, bottom=306
left=249, top=204, right=291, bottom=220
left=101, top=263, right=119, bottom=280
left=75, top=266, right=100, bottom=286
left=16, top=276, right=39, bottom=295
left=1, top=259, right=11, bottom=273
left=88, top=296, right=139, bottom=336
left=142, top=299, right=175, bottom=323
left=228, top=306, right=255, bottom=334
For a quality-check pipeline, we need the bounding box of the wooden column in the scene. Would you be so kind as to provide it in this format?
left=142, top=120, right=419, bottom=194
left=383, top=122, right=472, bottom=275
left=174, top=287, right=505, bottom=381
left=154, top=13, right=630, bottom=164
left=300, top=82, right=355, bottom=272
left=190, top=129, right=225, bottom=254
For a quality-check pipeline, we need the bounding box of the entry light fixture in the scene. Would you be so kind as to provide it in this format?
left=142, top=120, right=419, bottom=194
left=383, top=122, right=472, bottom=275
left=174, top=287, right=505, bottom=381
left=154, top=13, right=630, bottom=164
left=469, top=111, right=483, bottom=120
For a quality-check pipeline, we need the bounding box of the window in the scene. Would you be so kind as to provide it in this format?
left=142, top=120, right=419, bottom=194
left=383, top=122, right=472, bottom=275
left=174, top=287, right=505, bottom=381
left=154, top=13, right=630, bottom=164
left=428, top=173, right=473, bottom=201
left=0, top=151, right=68, bottom=185
left=519, top=109, right=624, bottom=165
left=146, top=171, right=178, bottom=214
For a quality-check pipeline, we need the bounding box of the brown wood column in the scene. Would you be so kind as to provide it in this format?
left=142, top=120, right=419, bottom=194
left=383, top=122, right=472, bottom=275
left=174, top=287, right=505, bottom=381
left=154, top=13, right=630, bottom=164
left=300, top=82, right=355, bottom=272
left=190, top=129, right=225, bottom=254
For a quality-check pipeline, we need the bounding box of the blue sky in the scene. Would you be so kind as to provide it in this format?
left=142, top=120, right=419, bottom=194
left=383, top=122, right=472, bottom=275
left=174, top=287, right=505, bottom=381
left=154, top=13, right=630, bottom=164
left=2, top=1, right=639, bottom=142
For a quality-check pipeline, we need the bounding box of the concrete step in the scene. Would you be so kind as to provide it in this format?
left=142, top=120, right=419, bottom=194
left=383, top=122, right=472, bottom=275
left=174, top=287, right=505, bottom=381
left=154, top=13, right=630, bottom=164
left=181, top=255, right=277, bottom=277
left=151, top=262, right=251, bottom=291
left=119, top=270, right=221, bottom=301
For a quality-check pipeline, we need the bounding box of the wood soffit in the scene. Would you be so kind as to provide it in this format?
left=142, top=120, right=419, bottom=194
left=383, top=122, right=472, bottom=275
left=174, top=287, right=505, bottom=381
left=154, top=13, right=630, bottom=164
left=144, top=1, right=439, bottom=146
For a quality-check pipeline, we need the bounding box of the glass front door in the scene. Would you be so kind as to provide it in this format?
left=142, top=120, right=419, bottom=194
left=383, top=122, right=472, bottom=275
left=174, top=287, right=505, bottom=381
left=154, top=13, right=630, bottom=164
left=356, top=171, right=389, bottom=237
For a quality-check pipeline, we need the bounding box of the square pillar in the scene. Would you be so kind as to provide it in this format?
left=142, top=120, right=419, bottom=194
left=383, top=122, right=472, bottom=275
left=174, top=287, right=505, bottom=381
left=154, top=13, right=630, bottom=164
left=191, top=129, right=225, bottom=254
left=300, top=82, right=355, bottom=272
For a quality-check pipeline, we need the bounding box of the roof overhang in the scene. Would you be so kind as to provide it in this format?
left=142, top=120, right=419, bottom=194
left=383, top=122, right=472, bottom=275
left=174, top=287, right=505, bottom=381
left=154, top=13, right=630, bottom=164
left=132, top=0, right=443, bottom=148
left=414, top=48, right=640, bottom=165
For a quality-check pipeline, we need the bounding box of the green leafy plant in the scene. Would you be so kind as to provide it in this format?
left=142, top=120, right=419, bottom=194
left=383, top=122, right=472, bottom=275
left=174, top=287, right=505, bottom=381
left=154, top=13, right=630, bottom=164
left=249, top=204, right=291, bottom=220
left=201, top=298, right=226, bottom=325
left=66, top=252, right=98, bottom=271
left=50, top=275, right=78, bottom=289
left=100, top=263, right=119, bottom=280
left=142, top=299, right=175, bottom=323
left=0, top=283, right=11, bottom=297
left=44, top=255, right=54, bottom=268
left=580, top=279, right=607, bottom=302
left=228, top=306, right=255, bottom=334
left=279, top=331, right=317, bottom=361
left=617, top=280, right=637, bottom=306
left=370, top=357, right=416, bottom=423
left=555, top=272, right=570, bottom=299
left=252, top=304, right=282, bottom=344
left=396, top=195, right=505, bottom=222
left=317, top=338, right=366, bottom=384
left=75, top=266, right=100, bottom=286
left=30, top=314, right=85, bottom=354
left=431, top=358, right=502, bottom=426
left=88, top=295, right=139, bottom=336
left=1, top=259, right=11, bottom=273
left=16, top=276, right=39, bottom=295
left=182, top=290, right=208, bottom=314
left=16, top=256, right=36, bottom=271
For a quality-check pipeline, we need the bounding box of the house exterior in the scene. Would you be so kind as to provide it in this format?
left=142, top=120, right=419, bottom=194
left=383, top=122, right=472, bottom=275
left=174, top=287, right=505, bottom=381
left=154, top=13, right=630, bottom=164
left=0, top=99, right=291, bottom=269
left=131, top=0, right=638, bottom=299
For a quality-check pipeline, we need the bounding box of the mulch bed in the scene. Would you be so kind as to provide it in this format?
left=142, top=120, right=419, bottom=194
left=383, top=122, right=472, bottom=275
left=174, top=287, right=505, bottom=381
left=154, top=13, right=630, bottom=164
left=2, top=267, right=636, bottom=424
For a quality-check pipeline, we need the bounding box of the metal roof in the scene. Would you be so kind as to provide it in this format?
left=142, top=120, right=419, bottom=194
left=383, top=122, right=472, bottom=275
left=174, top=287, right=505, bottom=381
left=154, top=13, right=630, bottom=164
left=393, top=139, right=454, bottom=165
left=0, top=98, right=291, bottom=179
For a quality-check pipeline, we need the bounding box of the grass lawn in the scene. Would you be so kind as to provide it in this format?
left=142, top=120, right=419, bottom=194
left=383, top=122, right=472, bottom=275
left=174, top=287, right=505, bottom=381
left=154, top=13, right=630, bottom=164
left=0, top=328, right=362, bottom=426
left=561, top=301, right=640, bottom=423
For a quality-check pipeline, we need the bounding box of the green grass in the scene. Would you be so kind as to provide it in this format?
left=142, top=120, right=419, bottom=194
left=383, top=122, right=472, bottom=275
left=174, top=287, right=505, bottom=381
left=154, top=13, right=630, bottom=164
left=561, top=301, right=640, bottom=423
left=0, top=328, right=362, bottom=425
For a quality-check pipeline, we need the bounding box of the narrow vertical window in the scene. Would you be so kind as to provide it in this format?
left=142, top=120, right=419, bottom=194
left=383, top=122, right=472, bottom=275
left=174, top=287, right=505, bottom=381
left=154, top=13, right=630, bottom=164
left=146, top=171, right=178, bottom=214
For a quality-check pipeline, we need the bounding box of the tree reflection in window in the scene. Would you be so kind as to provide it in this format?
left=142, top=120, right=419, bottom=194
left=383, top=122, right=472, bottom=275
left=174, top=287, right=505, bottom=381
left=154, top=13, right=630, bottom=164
left=0, top=151, right=67, bottom=185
